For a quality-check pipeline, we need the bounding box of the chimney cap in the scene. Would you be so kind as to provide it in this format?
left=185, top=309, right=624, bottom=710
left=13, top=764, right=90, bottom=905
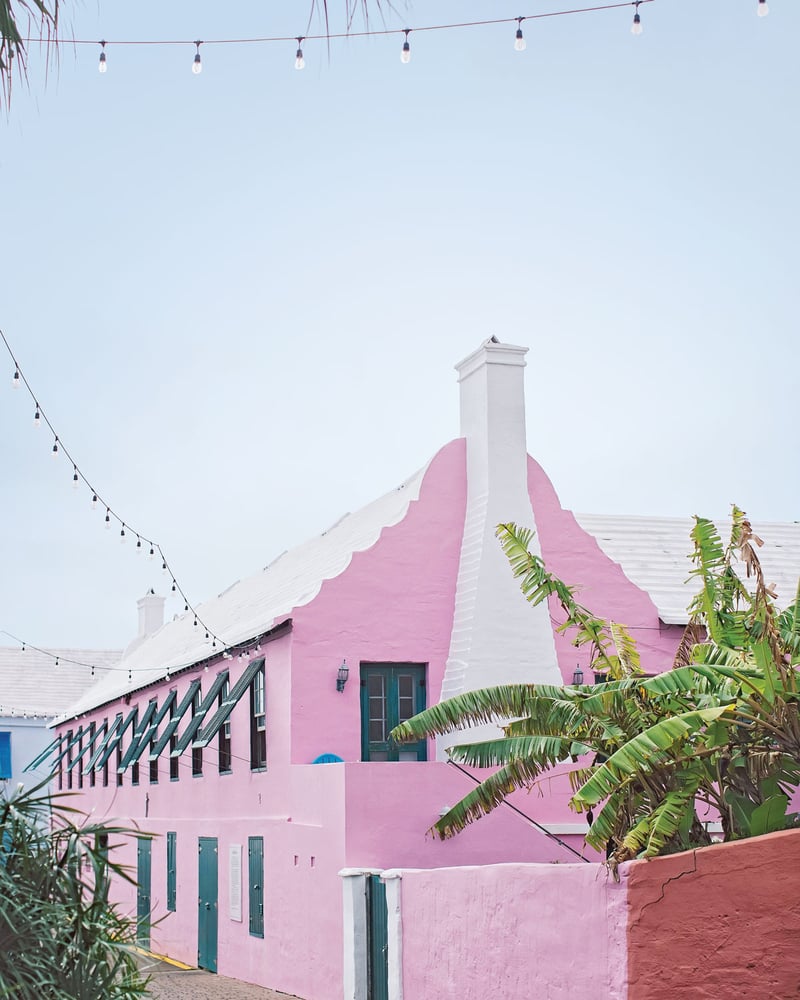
left=455, top=339, right=528, bottom=382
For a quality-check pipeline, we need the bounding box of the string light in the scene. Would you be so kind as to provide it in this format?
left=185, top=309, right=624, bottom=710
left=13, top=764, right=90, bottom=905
left=19, top=2, right=658, bottom=75
left=631, top=1, right=643, bottom=34
left=72, top=465, right=79, bottom=489
left=98, top=40, right=107, bottom=72
left=400, top=29, right=411, bottom=64
left=136, top=536, right=142, bottom=552
left=91, top=492, right=98, bottom=509
left=33, top=404, right=40, bottom=426
left=757, top=0, right=769, bottom=15
left=120, top=525, right=127, bottom=544
left=105, top=507, right=111, bottom=529
left=514, top=18, right=526, bottom=51
left=12, top=368, right=20, bottom=388
left=51, top=437, right=59, bottom=457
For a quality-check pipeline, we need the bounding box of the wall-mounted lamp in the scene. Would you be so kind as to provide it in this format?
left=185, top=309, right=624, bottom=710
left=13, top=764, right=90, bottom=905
left=572, top=665, right=584, bottom=686
left=336, top=660, right=349, bottom=693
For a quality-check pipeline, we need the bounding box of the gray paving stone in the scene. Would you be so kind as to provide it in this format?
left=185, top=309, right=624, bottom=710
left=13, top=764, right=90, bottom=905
left=139, top=953, right=306, bottom=1000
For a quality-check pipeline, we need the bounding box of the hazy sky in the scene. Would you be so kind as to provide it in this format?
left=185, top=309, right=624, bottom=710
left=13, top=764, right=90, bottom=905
left=1, top=0, right=797, bottom=652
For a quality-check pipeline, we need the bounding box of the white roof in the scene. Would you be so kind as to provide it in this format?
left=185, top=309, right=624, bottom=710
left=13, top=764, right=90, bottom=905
left=0, top=646, right=121, bottom=718
left=61, top=460, right=431, bottom=719
left=575, top=513, right=800, bottom=624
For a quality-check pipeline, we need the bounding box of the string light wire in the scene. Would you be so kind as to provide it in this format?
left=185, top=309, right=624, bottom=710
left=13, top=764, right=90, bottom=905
left=0, top=327, right=226, bottom=653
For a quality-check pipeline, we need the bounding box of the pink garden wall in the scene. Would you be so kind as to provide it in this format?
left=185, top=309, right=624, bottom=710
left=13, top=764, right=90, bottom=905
left=394, top=830, right=800, bottom=1000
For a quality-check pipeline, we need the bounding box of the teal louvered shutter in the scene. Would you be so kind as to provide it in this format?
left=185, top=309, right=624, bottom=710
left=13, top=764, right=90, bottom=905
left=166, top=831, right=177, bottom=912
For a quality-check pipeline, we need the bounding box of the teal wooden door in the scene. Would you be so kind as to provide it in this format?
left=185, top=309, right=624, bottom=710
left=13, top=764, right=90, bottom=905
left=367, top=874, right=388, bottom=1000
left=136, top=838, right=152, bottom=949
left=197, top=837, right=218, bottom=973
left=360, top=663, right=427, bottom=761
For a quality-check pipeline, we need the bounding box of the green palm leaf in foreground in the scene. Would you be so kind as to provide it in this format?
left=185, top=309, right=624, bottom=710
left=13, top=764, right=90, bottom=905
left=391, top=512, right=800, bottom=871
left=0, top=778, right=150, bottom=1000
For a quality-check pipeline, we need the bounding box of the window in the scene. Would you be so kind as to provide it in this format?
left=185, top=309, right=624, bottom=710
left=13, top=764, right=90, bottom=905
left=360, top=664, right=427, bottom=762
left=66, top=730, right=74, bottom=789
left=191, top=688, right=203, bottom=777
left=88, top=723, right=96, bottom=788
left=149, top=734, right=159, bottom=783
left=218, top=679, right=232, bottom=775
left=77, top=731, right=84, bottom=789
left=102, top=718, right=109, bottom=787
left=169, top=700, right=180, bottom=781
left=250, top=665, right=266, bottom=770
left=166, top=832, right=177, bottom=912
left=248, top=836, right=264, bottom=938
left=0, top=732, right=11, bottom=780
left=131, top=710, right=140, bottom=785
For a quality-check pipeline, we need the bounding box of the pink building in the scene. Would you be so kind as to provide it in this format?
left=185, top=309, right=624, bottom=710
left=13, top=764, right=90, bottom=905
left=52, top=340, right=800, bottom=999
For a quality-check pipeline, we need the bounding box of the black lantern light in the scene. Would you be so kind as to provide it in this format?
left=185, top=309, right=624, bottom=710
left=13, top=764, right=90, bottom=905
left=572, top=664, right=584, bottom=686
left=336, top=660, right=349, bottom=693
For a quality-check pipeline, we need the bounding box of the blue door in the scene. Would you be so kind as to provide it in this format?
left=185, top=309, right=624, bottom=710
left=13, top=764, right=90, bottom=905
left=136, top=837, right=152, bottom=949
left=197, top=837, right=218, bottom=973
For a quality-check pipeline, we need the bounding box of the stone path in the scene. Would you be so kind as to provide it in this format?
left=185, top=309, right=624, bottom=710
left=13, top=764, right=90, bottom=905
left=138, top=952, right=306, bottom=1000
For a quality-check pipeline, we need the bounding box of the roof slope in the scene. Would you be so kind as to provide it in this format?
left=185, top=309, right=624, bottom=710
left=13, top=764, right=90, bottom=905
left=0, top=647, right=121, bottom=717
left=575, top=513, right=800, bottom=624
left=62, top=458, right=433, bottom=718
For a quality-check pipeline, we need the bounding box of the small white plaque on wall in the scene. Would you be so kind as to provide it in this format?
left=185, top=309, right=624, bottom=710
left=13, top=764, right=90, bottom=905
left=229, top=844, right=242, bottom=922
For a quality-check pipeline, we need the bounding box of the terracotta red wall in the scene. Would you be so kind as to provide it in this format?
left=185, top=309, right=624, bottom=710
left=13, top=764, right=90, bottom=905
left=625, top=829, right=800, bottom=1000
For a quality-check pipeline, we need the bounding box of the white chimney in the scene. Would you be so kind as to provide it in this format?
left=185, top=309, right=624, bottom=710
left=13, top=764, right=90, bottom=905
left=438, top=339, right=561, bottom=754
left=137, top=591, right=165, bottom=639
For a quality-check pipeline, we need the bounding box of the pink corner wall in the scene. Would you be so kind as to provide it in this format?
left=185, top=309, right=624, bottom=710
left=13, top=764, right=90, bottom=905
left=398, top=861, right=628, bottom=1000
left=527, top=456, right=683, bottom=681
left=625, top=829, right=800, bottom=1000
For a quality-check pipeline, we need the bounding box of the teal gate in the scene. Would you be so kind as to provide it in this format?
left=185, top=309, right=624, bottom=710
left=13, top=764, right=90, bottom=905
left=366, top=874, right=388, bottom=1000
left=197, top=837, right=218, bottom=973
left=136, top=837, right=152, bottom=949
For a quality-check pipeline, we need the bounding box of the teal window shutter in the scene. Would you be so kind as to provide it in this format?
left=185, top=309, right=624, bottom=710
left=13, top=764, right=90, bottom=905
left=0, top=733, right=11, bottom=779
left=166, top=831, right=177, bottom=911
left=194, top=658, right=265, bottom=750
left=171, top=670, right=229, bottom=757
left=149, top=680, right=202, bottom=759
left=248, top=836, right=264, bottom=938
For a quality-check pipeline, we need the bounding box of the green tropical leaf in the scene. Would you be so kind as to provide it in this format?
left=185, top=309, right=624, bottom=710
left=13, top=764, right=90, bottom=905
left=572, top=707, right=733, bottom=808
left=447, top=735, right=592, bottom=770
left=749, top=793, right=790, bottom=837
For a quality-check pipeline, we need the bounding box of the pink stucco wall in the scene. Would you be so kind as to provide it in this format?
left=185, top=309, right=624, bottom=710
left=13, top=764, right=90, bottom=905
left=625, top=829, right=800, bottom=1000
left=398, top=861, right=628, bottom=1000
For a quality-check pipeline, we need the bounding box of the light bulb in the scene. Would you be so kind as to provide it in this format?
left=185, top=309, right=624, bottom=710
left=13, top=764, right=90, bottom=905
left=72, top=467, right=79, bottom=489
left=52, top=438, right=59, bottom=457
left=401, top=31, right=411, bottom=64
left=757, top=0, right=769, bottom=15
left=105, top=508, right=111, bottom=529
left=91, top=493, right=98, bottom=509
left=136, top=537, right=142, bottom=552
left=120, top=526, right=126, bottom=544
left=12, top=369, right=20, bottom=388
left=295, top=47, right=305, bottom=70
left=148, top=545, right=155, bottom=559
left=631, top=10, right=643, bottom=34
left=98, top=51, right=107, bottom=73
left=34, top=406, right=40, bottom=426
left=192, top=42, right=203, bottom=74
left=514, top=30, right=526, bottom=51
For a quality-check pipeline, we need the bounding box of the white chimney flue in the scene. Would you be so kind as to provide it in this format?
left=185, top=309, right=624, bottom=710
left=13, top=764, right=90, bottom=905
left=137, top=591, right=165, bottom=639
left=438, top=339, right=561, bottom=756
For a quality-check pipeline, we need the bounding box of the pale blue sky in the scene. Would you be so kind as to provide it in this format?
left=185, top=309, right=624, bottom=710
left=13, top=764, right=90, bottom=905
left=1, top=0, right=797, bottom=651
